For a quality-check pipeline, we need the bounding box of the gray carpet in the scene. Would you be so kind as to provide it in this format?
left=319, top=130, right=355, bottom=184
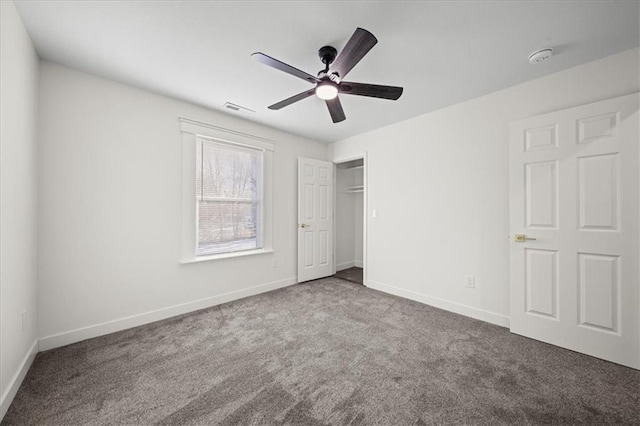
left=3, top=278, right=639, bottom=425
left=333, top=267, right=363, bottom=285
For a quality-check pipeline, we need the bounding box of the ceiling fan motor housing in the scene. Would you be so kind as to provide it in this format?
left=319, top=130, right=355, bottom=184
left=318, top=45, right=338, bottom=77
left=319, top=46, right=338, bottom=65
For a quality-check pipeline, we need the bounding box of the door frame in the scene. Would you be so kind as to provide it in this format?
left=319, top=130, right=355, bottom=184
left=333, top=153, right=368, bottom=286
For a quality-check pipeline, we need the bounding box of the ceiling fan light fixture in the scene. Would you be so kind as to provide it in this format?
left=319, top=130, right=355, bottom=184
left=315, top=81, right=338, bottom=100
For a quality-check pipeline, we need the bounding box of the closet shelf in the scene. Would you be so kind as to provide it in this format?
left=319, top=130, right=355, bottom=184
left=346, top=185, right=364, bottom=193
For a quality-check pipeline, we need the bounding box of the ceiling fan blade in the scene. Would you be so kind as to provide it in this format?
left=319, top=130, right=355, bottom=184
left=252, top=52, right=319, bottom=84
left=268, top=89, right=316, bottom=110
left=330, top=28, right=378, bottom=79
left=339, top=82, right=403, bottom=100
left=326, top=97, right=346, bottom=123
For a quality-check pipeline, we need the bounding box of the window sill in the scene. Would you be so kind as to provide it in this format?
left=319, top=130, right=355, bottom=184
left=180, top=248, right=274, bottom=264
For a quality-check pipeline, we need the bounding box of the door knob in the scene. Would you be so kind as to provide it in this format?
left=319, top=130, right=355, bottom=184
left=514, top=234, right=537, bottom=242
left=300, top=223, right=310, bottom=228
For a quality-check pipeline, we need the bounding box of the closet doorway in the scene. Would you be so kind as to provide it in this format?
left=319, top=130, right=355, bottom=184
left=334, top=157, right=365, bottom=285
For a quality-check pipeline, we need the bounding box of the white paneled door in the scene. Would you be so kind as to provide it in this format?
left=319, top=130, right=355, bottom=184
left=509, top=93, right=639, bottom=369
left=298, top=158, right=334, bottom=283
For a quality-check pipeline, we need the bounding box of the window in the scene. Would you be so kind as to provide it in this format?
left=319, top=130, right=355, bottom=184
left=196, top=139, right=263, bottom=256
left=180, top=118, right=273, bottom=263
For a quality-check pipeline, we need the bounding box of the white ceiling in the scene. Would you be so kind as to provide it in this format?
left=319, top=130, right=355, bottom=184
left=14, top=0, right=640, bottom=143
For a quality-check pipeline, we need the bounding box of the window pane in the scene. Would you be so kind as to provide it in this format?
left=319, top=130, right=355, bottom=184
left=196, top=139, right=262, bottom=256
left=197, top=200, right=259, bottom=255
left=198, top=142, right=259, bottom=200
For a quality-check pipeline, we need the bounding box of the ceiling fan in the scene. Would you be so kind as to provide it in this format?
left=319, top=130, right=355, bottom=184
left=252, top=28, right=403, bottom=123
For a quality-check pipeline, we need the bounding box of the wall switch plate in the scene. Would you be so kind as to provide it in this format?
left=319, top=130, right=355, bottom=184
left=372, top=209, right=377, bottom=218
left=22, top=310, right=27, bottom=331
left=272, top=257, right=278, bottom=268
left=465, top=276, right=475, bottom=288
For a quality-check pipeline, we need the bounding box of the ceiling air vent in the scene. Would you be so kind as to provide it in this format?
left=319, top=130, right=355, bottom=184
left=223, top=102, right=255, bottom=114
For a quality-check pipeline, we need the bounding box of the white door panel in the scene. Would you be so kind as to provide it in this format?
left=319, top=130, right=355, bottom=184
left=509, top=93, right=639, bottom=369
left=298, top=157, right=334, bottom=282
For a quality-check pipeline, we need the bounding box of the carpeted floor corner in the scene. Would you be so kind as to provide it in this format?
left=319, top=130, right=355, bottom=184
left=333, top=267, right=363, bottom=285
left=3, top=278, right=639, bottom=425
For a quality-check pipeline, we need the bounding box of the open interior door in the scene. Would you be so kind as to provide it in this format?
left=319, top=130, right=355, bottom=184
left=298, top=157, right=334, bottom=282
left=509, top=93, right=639, bottom=369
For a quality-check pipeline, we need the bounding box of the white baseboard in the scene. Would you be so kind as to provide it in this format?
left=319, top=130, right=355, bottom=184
left=39, top=276, right=297, bottom=351
left=1, top=340, right=38, bottom=421
left=336, top=261, right=355, bottom=271
left=337, top=261, right=363, bottom=271
left=366, top=280, right=510, bottom=328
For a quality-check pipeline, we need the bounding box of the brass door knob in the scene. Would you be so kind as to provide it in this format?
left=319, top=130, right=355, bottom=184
left=515, top=234, right=537, bottom=242
left=300, top=223, right=310, bottom=228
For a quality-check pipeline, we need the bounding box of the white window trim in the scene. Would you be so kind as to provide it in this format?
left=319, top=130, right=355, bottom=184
left=179, top=117, right=274, bottom=264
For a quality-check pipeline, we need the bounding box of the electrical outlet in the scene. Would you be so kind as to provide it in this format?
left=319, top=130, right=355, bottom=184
left=465, top=276, right=475, bottom=288
left=22, top=310, right=27, bottom=331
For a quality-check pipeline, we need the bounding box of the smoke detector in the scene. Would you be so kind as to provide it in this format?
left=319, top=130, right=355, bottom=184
left=529, top=48, right=553, bottom=64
